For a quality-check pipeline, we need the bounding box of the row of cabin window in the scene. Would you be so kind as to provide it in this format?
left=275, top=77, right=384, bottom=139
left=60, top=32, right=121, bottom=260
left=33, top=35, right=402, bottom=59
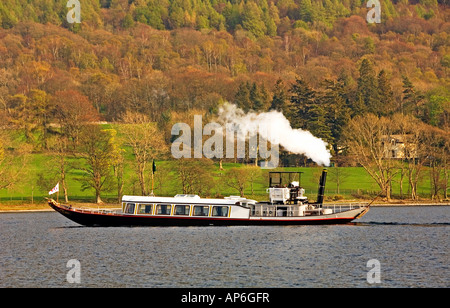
left=124, top=203, right=229, bottom=217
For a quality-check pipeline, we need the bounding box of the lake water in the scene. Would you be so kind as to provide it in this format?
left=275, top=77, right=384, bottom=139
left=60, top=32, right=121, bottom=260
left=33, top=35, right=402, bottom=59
left=0, top=206, right=448, bottom=288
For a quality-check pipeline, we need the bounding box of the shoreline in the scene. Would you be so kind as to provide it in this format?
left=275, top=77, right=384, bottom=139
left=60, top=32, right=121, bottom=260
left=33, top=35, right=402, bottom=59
left=0, top=201, right=449, bottom=213
left=0, top=202, right=122, bottom=213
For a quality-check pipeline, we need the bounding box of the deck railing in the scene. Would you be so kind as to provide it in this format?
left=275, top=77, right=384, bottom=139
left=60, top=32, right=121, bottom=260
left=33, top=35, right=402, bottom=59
left=63, top=205, right=121, bottom=215
left=322, top=203, right=368, bottom=214
left=251, top=202, right=368, bottom=217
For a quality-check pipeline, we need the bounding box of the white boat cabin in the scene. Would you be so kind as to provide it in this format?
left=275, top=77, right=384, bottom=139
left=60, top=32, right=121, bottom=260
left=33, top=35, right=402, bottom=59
left=121, top=194, right=334, bottom=219
left=121, top=194, right=255, bottom=219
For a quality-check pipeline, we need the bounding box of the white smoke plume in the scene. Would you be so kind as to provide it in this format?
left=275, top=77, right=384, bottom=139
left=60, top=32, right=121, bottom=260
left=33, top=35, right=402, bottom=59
left=218, top=103, right=331, bottom=167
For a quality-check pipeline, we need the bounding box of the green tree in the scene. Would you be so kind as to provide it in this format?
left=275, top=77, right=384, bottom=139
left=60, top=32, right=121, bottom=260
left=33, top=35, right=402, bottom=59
left=422, top=86, right=450, bottom=127
left=134, top=2, right=166, bottom=30
left=0, top=2, right=18, bottom=29
left=262, top=3, right=277, bottom=36
left=356, top=59, right=379, bottom=115
left=249, top=82, right=269, bottom=111
left=323, top=76, right=351, bottom=154
left=441, top=54, right=450, bottom=70
left=299, top=0, right=315, bottom=23
left=222, top=2, right=242, bottom=31
left=242, top=1, right=266, bottom=38
left=401, top=75, right=424, bottom=117
left=234, top=82, right=251, bottom=112
left=168, top=3, right=185, bottom=29
left=307, top=102, right=333, bottom=142
left=122, top=13, right=134, bottom=29
left=419, top=0, right=438, bottom=6
left=270, top=79, right=289, bottom=113
left=288, top=77, right=331, bottom=142
left=289, top=78, right=316, bottom=130
left=377, top=70, right=395, bottom=116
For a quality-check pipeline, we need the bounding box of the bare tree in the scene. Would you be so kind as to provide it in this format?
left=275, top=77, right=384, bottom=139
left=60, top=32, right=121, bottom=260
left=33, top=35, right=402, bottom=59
left=422, top=125, right=450, bottom=201
left=41, top=135, right=72, bottom=203
left=107, top=129, right=125, bottom=204
left=119, top=111, right=168, bottom=196
left=328, top=166, right=350, bottom=195
left=392, top=114, right=426, bottom=200
left=52, top=90, right=100, bottom=147
left=343, top=114, right=398, bottom=201
left=75, top=125, right=116, bottom=204
left=224, top=166, right=253, bottom=197
left=247, top=165, right=262, bottom=195
left=154, top=164, right=172, bottom=196
left=175, top=158, right=215, bottom=196
left=0, top=129, right=31, bottom=192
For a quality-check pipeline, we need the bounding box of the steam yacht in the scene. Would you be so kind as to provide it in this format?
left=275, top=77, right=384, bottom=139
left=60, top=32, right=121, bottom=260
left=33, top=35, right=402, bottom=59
left=48, top=169, right=370, bottom=227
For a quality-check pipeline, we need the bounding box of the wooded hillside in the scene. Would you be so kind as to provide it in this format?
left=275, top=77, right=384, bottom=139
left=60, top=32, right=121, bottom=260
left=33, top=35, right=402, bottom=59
left=0, top=0, right=449, bottom=202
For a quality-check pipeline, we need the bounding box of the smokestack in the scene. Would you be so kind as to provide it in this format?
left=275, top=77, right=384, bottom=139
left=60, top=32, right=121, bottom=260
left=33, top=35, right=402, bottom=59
left=316, top=169, right=328, bottom=207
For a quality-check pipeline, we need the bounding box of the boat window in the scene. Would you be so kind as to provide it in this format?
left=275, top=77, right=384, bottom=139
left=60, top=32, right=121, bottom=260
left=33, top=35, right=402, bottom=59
left=156, top=204, right=172, bottom=215
left=137, top=204, right=153, bottom=214
left=174, top=205, right=190, bottom=215
left=193, top=205, right=209, bottom=216
left=125, top=203, right=135, bottom=214
left=212, top=206, right=229, bottom=217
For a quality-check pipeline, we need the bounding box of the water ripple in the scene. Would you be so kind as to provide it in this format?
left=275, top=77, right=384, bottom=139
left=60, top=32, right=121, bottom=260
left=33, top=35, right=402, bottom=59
left=0, top=206, right=449, bottom=287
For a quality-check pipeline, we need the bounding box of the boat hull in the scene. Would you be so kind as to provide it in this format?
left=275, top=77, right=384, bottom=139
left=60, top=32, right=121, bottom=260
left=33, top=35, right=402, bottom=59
left=48, top=201, right=369, bottom=227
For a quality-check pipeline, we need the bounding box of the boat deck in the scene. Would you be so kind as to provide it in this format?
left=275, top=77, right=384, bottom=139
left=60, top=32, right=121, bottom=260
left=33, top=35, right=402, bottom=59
left=249, top=202, right=367, bottom=217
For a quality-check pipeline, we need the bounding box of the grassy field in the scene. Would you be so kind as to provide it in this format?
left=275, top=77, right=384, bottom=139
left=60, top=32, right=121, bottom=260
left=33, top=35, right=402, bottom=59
left=2, top=124, right=443, bottom=209
left=0, top=154, right=438, bottom=207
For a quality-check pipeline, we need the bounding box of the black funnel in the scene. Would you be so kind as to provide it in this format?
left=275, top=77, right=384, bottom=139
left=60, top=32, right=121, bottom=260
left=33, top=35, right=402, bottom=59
left=316, top=169, right=327, bottom=207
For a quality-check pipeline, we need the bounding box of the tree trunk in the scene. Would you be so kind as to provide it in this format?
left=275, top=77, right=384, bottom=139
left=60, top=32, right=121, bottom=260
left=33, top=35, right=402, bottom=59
left=383, top=182, right=391, bottom=202
left=96, top=191, right=102, bottom=204
left=60, top=165, right=69, bottom=203
left=63, top=185, right=69, bottom=203
left=399, top=168, right=404, bottom=199
left=138, top=163, right=147, bottom=196
left=409, top=178, right=417, bottom=200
